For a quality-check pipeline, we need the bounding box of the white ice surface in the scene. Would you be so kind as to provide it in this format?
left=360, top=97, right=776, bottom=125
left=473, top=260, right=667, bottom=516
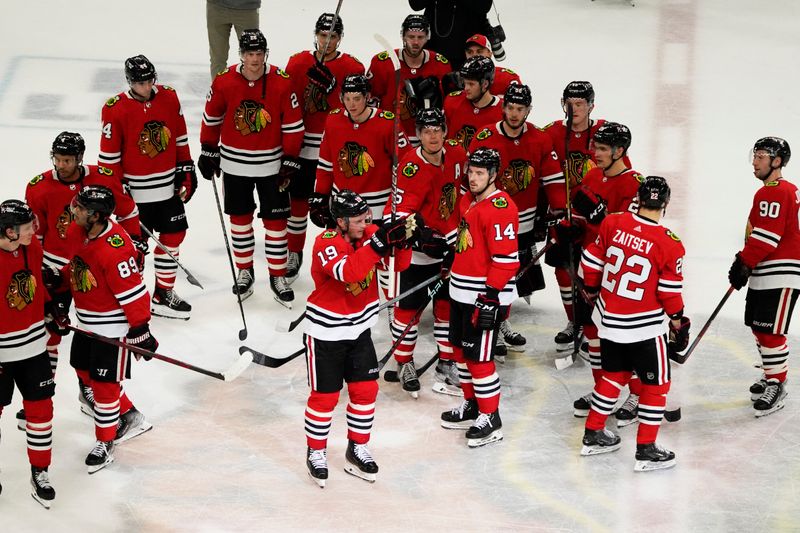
left=1, top=1, right=800, bottom=531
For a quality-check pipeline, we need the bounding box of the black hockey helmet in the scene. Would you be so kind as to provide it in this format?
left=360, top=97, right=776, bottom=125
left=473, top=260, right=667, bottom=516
left=562, top=80, right=595, bottom=105
left=753, top=136, right=791, bottom=167
left=460, top=56, right=495, bottom=84
left=74, top=185, right=115, bottom=219
left=504, top=84, right=532, bottom=107
left=594, top=122, right=632, bottom=153
left=468, top=147, right=501, bottom=175
left=315, top=12, right=344, bottom=35
left=125, top=55, right=157, bottom=84
left=239, top=29, right=268, bottom=53
left=341, top=74, right=370, bottom=96
left=51, top=131, right=86, bottom=158
left=402, top=14, right=430, bottom=35
left=0, top=199, right=36, bottom=238
left=331, top=189, right=369, bottom=220
left=637, top=176, right=671, bottom=210
left=416, top=107, right=446, bottom=130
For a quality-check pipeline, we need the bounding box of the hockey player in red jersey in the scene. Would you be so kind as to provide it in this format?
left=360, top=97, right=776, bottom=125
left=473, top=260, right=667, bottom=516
left=367, top=14, right=452, bottom=146
left=100, top=55, right=196, bottom=320
left=463, top=34, right=520, bottom=96
left=0, top=200, right=57, bottom=507
left=66, top=186, right=157, bottom=474
left=440, top=147, right=518, bottom=448
left=283, top=13, right=365, bottom=285
left=443, top=56, right=503, bottom=150
left=199, top=29, right=305, bottom=307
left=384, top=108, right=467, bottom=397
left=578, top=176, right=690, bottom=472
left=728, top=137, right=800, bottom=417
left=303, top=190, right=412, bottom=487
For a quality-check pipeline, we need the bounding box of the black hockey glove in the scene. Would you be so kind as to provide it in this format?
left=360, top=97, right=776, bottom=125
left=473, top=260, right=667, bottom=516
left=131, top=235, right=149, bottom=272
left=307, top=61, right=336, bottom=94
left=440, top=250, right=455, bottom=278
left=472, top=288, right=500, bottom=330
left=308, top=193, right=333, bottom=228
left=44, top=298, right=71, bottom=336
left=441, top=71, right=464, bottom=94
left=668, top=315, right=691, bottom=356
left=554, top=218, right=584, bottom=245
left=278, top=156, right=301, bottom=192
left=369, top=216, right=410, bottom=255
left=411, top=76, right=443, bottom=110
left=198, top=144, right=221, bottom=180
left=417, top=226, right=450, bottom=259
left=41, top=264, right=63, bottom=291
left=728, top=253, right=752, bottom=290
left=174, top=160, right=198, bottom=203
left=127, top=323, right=158, bottom=360
left=572, top=186, right=607, bottom=225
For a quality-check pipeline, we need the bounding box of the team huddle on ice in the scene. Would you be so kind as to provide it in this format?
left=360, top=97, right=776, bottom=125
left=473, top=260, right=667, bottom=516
left=1, top=9, right=799, bottom=503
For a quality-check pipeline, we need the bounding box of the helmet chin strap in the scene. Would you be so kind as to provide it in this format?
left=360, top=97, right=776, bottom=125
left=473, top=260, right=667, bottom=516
left=473, top=171, right=497, bottom=198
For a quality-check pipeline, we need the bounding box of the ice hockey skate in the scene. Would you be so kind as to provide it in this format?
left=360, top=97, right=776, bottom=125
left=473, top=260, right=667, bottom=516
left=344, top=440, right=378, bottom=483
left=753, top=379, right=787, bottom=417
left=306, top=447, right=328, bottom=488
left=151, top=287, right=191, bottom=320
left=634, top=442, right=676, bottom=471
left=466, top=411, right=503, bottom=448
left=432, top=359, right=461, bottom=396
left=86, top=440, right=115, bottom=474
left=78, top=381, right=94, bottom=417
left=115, top=408, right=153, bottom=444
left=555, top=321, right=580, bottom=352
left=398, top=361, right=420, bottom=398
left=286, top=251, right=303, bottom=286
left=580, top=428, right=622, bottom=456
left=30, top=467, right=55, bottom=509
left=615, top=393, right=639, bottom=427
left=16, top=408, right=25, bottom=431
left=270, top=275, right=294, bottom=309
left=573, top=393, right=592, bottom=418
left=500, top=321, right=526, bottom=353
left=232, top=267, right=255, bottom=301
left=664, top=408, right=681, bottom=422
left=494, top=336, right=507, bottom=364
left=441, top=398, right=479, bottom=429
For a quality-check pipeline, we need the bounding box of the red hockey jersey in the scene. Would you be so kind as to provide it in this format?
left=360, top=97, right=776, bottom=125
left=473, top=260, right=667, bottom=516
left=443, top=92, right=504, bottom=150
left=740, top=178, right=800, bottom=290
left=25, top=165, right=140, bottom=271
left=305, top=226, right=383, bottom=341
left=580, top=211, right=685, bottom=343
left=285, top=50, right=365, bottom=160
left=99, top=85, right=191, bottom=203
left=367, top=48, right=451, bottom=144
left=0, top=238, right=47, bottom=363
left=469, top=121, right=566, bottom=234
left=490, top=67, right=521, bottom=97
left=578, top=167, right=643, bottom=246
left=65, top=221, right=150, bottom=338
left=315, top=107, right=410, bottom=220
left=200, top=64, right=304, bottom=177
left=450, top=190, right=519, bottom=305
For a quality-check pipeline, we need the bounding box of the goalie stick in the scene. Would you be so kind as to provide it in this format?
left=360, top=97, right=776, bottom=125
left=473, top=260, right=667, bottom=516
left=68, top=325, right=252, bottom=382
left=139, top=222, right=204, bottom=289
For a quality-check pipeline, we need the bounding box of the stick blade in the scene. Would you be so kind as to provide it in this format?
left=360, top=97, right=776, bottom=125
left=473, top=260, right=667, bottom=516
left=222, top=351, right=253, bottom=381
left=238, top=328, right=247, bottom=341
left=374, top=34, right=400, bottom=70
left=187, top=275, right=204, bottom=289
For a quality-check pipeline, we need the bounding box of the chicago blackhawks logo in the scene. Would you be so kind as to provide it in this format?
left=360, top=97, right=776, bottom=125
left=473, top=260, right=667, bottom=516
left=438, top=183, right=457, bottom=220
left=491, top=197, right=509, bottom=209
left=564, top=152, right=596, bottom=188
left=107, top=234, right=125, bottom=248
left=6, top=270, right=36, bottom=311
left=338, top=141, right=375, bottom=178
left=304, top=83, right=329, bottom=115
left=234, top=100, right=271, bottom=135
left=137, top=121, right=172, bottom=158
left=500, top=159, right=534, bottom=196
left=475, top=128, right=492, bottom=141
left=453, top=125, right=477, bottom=150
left=56, top=205, right=71, bottom=239
left=69, top=256, right=98, bottom=293
left=345, top=269, right=374, bottom=296
left=29, top=174, right=44, bottom=186
left=401, top=162, right=419, bottom=178
left=455, top=219, right=473, bottom=253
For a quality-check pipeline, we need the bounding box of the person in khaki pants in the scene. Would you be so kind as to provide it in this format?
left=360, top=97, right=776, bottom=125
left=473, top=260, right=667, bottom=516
left=206, top=0, right=261, bottom=78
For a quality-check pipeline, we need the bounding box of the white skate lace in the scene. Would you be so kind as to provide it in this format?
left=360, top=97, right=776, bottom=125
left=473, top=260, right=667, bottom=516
left=450, top=400, right=470, bottom=417
left=400, top=362, right=418, bottom=382
left=559, top=321, right=575, bottom=337
left=164, top=290, right=186, bottom=307
left=90, top=440, right=109, bottom=458
left=34, top=469, right=52, bottom=489
left=308, top=448, right=327, bottom=469
left=237, top=269, right=254, bottom=287
left=473, top=412, right=493, bottom=430
left=273, top=276, right=291, bottom=293
left=82, top=385, right=95, bottom=404
left=620, top=394, right=639, bottom=413
left=760, top=382, right=781, bottom=403
left=500, top=321, right=522, bottom=341
left=287, top=252, right=300, bottom=272
left=352, top=443, right=374, bottom=464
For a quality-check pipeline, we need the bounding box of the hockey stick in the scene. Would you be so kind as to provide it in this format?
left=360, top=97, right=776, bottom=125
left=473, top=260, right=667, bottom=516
left=553, top=262, right=599, bottom=370
left=210, top=177, right=248, bottom=341
left=68, top=325, right=252, bottom=381
left=139, top=223, right=204, bottom=289
left=239, top=345, right=305, bottom=369
left=563, top=102, right=580, bottom=358
left=515, top=239, right=554, bottom=281
left=319, top=0, right=344, bottom=63
left=673, top=286, right=735, bottom=364
left=276, top=271, right=442, bottom=332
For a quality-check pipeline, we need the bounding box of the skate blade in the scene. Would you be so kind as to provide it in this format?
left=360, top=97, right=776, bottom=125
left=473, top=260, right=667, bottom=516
left=580, top=442, right=621, bottom=456
left=467, top=430, right=503, bottom=448
left=87, top=456, right=115, bottom=475
left=431, top=382, right=463, bottom=397
left=634, top=457, right=676, bottom=472
left=616, top=417, right=638, bottom=428
left=115, top=421, right=154, bottom=444
left=308, top=471, right=326, bottom=488
left=79, top=403, right=94, bottom=417
left=406, top=390, right=419, bottom=399
left=555, top=342, right=574, bottom=353
left=234, top=287, right=254, bottom=301
left=440, top=420, right=475, bottom=430
left=754, top=401, right=786, bottom=418
left=150, top=305, right=191, bottom=320
left=505, top=344, right=526, bottom=353
left=31, top=492, right=53, bottom=509
left=343, top=464, right=376, bottom=483
left=273, top=295, right=294, bottom=309
left=383, top=370, right=399, bottom=382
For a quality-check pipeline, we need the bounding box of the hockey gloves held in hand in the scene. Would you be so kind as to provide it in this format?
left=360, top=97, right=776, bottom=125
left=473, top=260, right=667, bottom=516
left=307, top=61, right=336, bottom=94
left=441, top=71, right=464, bottom=95
left=573, top=186, right=607, bottom=225
left=308, top=193, right=333, bottom=228
left=472, top=288, right=501, bottom=330
left=44, top=299, right=71, bottom=336
left=174, top=160, right=198, bottom=203
left=278, top=156, right=301, bottom=192
left=554, top=218, right=585, bottom=245
left=369, top=216, right=411, bottom=255
left=728, top=253, right=752, bottom=290
left=668, top=315, right=692, bottom=363
left=417, top=226, right=450, bottom=259
left=41, top=264, right=63, bottom=291
left=198, top=144, right=221, bottom=180
left=131, top=235, right=149, bottom=272
left=127, top=323, right=158, bottom=360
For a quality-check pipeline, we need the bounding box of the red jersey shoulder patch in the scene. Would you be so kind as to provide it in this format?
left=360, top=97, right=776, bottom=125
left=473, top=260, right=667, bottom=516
left=379, top=110, right=395, bottom=120
left=29, top=174, right=45, bottom=186
left=475, top=128, right=492, bottom=141
left=322, top=230, right=338, bottom=239
left=491, top=197, right=509, bottom=209
left=107, top=233, right=126, bottom=248
left=401, top=161, right=419, bottom=178
left=105, top=95, right=121, bottom=107
left=435, top=53, right=449, bottom=64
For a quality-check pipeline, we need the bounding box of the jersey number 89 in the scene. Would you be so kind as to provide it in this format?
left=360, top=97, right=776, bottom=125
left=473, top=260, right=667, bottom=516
left=117, top=257, right=140, bottom=278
